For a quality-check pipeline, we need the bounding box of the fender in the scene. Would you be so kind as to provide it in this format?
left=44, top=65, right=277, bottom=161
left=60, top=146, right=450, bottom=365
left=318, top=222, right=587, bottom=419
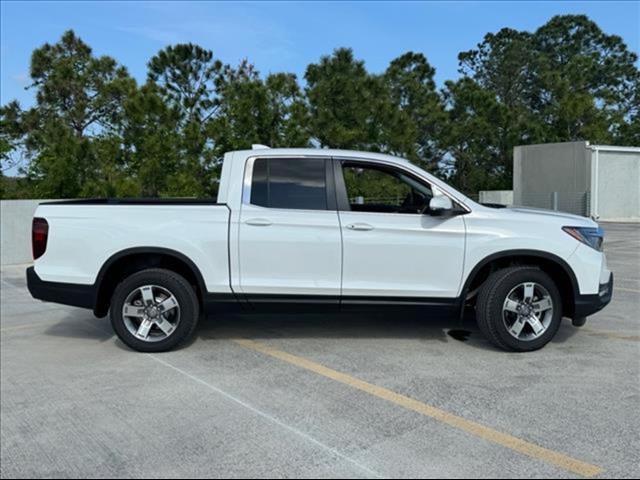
left=93, top=246, right=209, bottom=316
left=460, top=249, right=580, bottom=313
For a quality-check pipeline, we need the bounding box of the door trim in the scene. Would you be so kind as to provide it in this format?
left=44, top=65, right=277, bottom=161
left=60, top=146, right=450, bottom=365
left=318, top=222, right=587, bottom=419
left=223, top=293, right=461, bottom=314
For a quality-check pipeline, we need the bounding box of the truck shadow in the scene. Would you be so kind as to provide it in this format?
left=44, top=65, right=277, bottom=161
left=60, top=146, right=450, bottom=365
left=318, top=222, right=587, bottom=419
left=195, top=311, right=578, bottom=351
left=195, top=309, right=497, bottom=351
left=44, top=310, right=114, bottom=342
left=46, top=308, right=579, bottom=352
left=192, top=309, right=578, bottom=352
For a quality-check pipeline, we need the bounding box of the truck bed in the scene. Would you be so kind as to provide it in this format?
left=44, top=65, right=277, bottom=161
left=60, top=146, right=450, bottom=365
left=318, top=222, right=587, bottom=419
left=33, top=201, right=232, bottom=295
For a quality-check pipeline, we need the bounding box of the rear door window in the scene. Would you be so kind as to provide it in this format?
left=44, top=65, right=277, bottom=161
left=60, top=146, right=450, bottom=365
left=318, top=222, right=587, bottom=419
left=251, top=158, right=328, bottom=210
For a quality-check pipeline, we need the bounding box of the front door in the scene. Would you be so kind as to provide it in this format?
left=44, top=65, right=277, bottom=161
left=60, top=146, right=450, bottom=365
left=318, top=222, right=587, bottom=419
left=336, top=159, right=466, bottom=300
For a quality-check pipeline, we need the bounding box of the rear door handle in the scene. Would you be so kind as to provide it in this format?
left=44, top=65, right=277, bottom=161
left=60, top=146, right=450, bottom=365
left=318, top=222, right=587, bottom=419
left=346, top=223, right=374, bottom=231
left=245, top=218, right=272, bottom=227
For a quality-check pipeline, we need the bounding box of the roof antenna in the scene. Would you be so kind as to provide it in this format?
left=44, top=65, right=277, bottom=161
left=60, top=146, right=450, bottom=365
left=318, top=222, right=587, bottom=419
left=252, top=144, right=271, bottom=150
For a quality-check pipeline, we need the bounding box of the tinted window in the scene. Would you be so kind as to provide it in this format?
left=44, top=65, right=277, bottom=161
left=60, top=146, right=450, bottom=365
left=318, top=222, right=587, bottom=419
left=251, top=158, right=328, bottom=210
left=342, top=162, right=433, bottom=214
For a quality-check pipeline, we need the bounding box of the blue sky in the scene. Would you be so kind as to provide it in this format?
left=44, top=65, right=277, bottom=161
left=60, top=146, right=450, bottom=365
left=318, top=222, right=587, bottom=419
left=1, top=0, right=639, bottom=108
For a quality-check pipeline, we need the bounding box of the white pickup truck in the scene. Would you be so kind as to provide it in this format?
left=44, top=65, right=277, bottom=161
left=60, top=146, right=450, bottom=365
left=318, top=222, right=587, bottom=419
left=27, top=147, right=613, bottom=352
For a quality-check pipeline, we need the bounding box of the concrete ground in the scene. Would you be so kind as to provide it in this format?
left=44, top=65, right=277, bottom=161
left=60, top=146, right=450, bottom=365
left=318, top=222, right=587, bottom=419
left=1, top=222, right=638, bottom=479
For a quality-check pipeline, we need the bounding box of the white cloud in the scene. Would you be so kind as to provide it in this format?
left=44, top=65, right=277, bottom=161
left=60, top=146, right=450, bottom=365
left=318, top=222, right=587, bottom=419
left=117, top=25, right=185, bottom=45
left=116, top=5, right=297, bottom=68
left=12, top=72, right=29, bottom=86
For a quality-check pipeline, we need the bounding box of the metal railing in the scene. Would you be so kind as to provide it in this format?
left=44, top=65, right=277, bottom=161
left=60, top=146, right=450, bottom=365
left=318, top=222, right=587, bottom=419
left=516, top=192, right=590, bottom=217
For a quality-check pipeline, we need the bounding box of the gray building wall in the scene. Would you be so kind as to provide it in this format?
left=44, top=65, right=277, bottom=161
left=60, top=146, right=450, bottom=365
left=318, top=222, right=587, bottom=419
left=479, top=190, right=513, bottom=206
left=514, top=141, right=639, bottom=221
left=1, top=200, right=53, bottom=265
left=513, top=141, right=591, bottom=213
left=595, top=149, right=640, bottom=222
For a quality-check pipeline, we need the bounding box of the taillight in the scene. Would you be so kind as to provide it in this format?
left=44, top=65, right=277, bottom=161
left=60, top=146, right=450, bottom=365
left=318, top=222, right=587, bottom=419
left=32, top=218, right=49, bottom=260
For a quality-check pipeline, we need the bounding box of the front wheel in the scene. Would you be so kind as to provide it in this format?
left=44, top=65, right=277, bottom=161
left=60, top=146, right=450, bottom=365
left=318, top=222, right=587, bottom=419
left=110, top=268, right=200, bottom=352
left=476, top=267, right=562, bottom=352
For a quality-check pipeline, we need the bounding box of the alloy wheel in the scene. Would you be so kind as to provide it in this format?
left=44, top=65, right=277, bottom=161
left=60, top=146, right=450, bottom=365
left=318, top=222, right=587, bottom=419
left=502, top=282, right=554, bottom=341
left=122, top=285, right=181, bottom=342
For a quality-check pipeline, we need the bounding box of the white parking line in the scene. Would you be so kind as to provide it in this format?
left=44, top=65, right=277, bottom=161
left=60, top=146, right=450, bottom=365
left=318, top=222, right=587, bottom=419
left=615, top=286, right=640, bottom=294
left=147, top=354, right=384, bottom=479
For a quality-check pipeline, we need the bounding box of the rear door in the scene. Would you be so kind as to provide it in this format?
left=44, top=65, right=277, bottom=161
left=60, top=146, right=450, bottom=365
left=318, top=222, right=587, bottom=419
left=335, top=159, right=466, bottom=300
left=237, top=156, right=342, bottom=302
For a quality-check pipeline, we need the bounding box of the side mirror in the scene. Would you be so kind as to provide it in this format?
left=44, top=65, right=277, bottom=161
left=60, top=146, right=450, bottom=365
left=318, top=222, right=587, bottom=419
left=428, top=195, right=453, bottom=216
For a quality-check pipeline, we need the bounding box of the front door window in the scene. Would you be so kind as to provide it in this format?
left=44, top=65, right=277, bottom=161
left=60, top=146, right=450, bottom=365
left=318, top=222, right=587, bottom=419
left=341, top=162, right=433, bottom=214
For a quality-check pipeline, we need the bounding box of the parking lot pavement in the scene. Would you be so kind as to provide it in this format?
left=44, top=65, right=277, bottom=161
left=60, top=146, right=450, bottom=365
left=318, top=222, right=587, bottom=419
left=1, top=223, right=639, bottom=479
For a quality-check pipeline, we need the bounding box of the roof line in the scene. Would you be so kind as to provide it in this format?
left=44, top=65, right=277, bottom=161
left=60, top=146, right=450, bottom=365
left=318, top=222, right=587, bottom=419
left=588, top=144, right=640, bottom=153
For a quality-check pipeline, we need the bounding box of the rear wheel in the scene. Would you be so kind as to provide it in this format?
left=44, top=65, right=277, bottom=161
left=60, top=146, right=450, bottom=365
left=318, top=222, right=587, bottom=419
left=476, top=267, right=562, bottom=352
left=110, top=268, right=199, bottom=352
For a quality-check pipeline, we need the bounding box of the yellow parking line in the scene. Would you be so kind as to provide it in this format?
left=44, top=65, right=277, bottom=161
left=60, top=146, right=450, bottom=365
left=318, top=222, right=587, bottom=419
left=581, top=328, right=640, bottom=342
left=234, top=338, right=603, bottom=478
left=0, top=323, right=44, bottom=333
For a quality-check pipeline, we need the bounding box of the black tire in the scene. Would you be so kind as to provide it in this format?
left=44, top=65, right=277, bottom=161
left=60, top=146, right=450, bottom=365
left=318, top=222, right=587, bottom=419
left=476, top=266, right=562, bottom=352
left=110, top=268, right=199, bottom=352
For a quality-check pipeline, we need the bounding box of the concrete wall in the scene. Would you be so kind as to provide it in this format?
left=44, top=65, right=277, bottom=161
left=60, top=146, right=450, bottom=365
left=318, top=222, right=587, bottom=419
left=513, top=141, right=591, bottom=211
left=1, top=200, right=53, bottom=265
left=595, top=149, right=640, bottom=222
left=513, top=142, right=640, bottom=220
left=479, top=190, right=513, bottom=205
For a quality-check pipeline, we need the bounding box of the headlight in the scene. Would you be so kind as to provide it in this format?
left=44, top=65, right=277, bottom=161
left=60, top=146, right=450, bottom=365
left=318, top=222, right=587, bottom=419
left=562, top=226, right=604, bottom=251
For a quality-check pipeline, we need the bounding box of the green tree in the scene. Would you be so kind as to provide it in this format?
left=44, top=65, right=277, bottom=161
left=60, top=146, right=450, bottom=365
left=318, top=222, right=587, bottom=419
left=210, top=65, right=309, bottom=158
left=1, top=30, right=135, bottom=198
left=440, top=78, right=512, bottom=193
left=451, top=14, right=639, bottom=190
left=264, top=72, right=310, bottom=147
left=209, top=62, right=270, bottom=154
left=532, top=15, right=639, bottom=143
left=456, top=28, right=545, bottom=188
left=147, top=43, right=225, bottom=195
left=3, top=15, right=637, bottom=201
left=148, top=43, right=223, bottom=124
left=120, top=82, right=185, bottom=197
left=0, top=101, right=25, bottom=196
left=380, top=52, right=446, bottom=172
left=305, top=48, right=379, bottom=149
left=459, top=28, right=537, bottom=109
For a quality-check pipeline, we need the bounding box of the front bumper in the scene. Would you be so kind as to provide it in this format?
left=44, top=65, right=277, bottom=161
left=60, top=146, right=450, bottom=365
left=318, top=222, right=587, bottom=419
left=573, top=273, right=613, bottom=318
left=26, top=267, right=95, bottom=310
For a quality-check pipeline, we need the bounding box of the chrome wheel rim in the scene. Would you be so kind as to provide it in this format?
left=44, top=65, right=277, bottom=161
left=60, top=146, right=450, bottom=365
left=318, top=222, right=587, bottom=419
left=122, top=285, right=180, bottom=342
left=502, top=282, right=554, bottom=341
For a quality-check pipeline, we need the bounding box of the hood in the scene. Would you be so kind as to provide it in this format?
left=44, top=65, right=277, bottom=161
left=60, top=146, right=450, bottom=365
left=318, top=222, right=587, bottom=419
left=504, top=206, right=597, bottom=226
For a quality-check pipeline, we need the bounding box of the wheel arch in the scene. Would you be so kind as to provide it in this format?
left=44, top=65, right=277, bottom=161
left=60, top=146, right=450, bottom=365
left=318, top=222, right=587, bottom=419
left=93, top=247, right=207, bottom=317
left=461, top=249, right=579, bottom=317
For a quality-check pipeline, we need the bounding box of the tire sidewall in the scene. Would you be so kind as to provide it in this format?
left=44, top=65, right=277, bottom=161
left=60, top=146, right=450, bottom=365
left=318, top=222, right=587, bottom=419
left=110, top=269, right=199, bottom=352
left=489, top=269, right=563, bottom=351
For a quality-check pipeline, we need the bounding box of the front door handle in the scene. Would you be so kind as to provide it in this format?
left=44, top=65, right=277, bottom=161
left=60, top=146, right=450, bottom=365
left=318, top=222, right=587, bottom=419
left=346, top=223, right=374, bottom=231
left=245, top=218, right=272, bottom=227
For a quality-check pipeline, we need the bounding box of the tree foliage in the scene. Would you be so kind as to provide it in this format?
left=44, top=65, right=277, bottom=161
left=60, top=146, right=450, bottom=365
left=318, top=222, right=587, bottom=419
left=1, top=15, right=638, bottom=199
left=451, top=15, right=640, bottom=188
left=381, top=52, right=445, bottom=171
left=305, top=48, right=379, bottom=149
